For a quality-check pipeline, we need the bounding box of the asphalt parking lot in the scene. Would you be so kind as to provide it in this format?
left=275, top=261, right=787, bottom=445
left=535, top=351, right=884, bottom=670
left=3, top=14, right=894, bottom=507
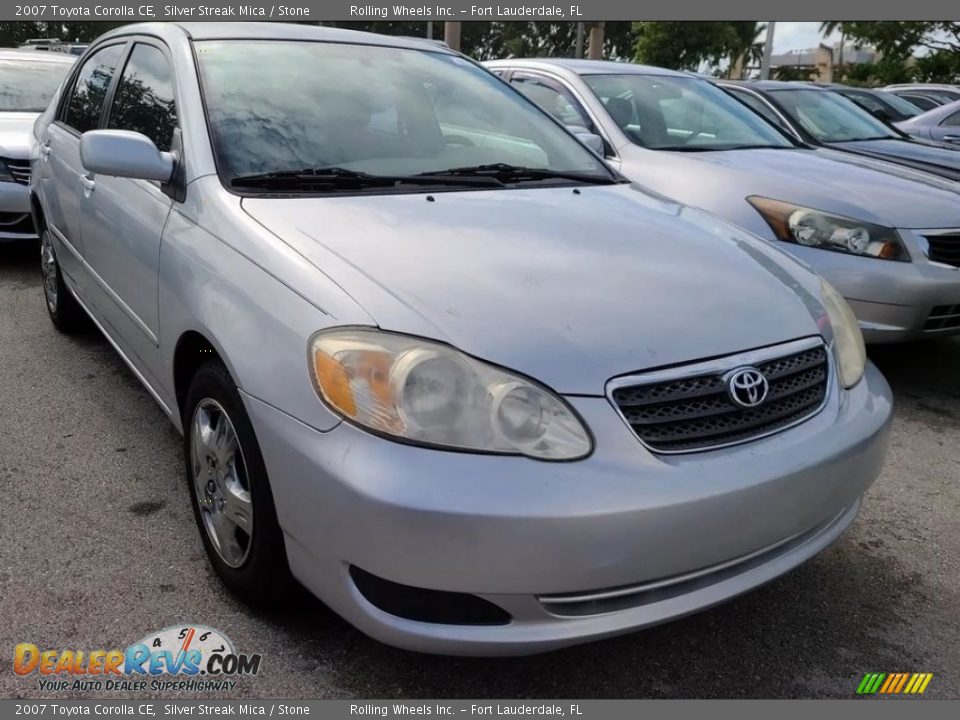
left=1, top=239, right=958, bottom=700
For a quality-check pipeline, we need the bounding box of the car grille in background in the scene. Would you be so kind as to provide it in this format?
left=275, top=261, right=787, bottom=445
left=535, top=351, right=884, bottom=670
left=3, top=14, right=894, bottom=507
left=923, top=233, right=960, bottom=268
left=610, top=344, right=829, bottom=453
left=925, top=304, right=960, bottom=331
left=1, top=157, right=30, bottom=185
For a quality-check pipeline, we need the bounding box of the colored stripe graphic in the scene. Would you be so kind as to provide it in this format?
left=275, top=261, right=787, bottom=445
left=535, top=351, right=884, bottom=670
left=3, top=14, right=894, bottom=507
left=857, top=672, right=932, bottom=695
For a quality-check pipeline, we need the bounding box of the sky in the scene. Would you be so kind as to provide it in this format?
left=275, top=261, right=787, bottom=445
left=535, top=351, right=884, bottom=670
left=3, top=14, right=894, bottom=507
left=769, top=21, right=839, bottom=53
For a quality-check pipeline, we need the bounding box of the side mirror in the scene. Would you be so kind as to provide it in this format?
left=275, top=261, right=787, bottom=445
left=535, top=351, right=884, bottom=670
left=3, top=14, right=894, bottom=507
left=567, top=124, right=604, bottom=155
left=80, top=130, right=174, bottom=182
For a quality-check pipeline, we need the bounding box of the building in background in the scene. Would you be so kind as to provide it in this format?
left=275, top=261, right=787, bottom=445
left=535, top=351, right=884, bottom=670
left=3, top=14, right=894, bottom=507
left=770, top=42, right=878, bottom=82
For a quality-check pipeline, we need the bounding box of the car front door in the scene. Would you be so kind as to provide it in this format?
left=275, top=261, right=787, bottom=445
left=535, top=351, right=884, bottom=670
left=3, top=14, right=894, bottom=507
left=79, top=40, right=179, bottom=384
left=39, top=42, right=126, bottom=286
left=930, top=109, right=960, bottom=144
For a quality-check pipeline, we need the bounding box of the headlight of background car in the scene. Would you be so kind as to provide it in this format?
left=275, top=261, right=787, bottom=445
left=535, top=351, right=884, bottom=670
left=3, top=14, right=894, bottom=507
left=748, top=197, right=907, bottom=261
left=820, top=279, right=866, bottom=388
left=308, top=329, right=592, bottom=460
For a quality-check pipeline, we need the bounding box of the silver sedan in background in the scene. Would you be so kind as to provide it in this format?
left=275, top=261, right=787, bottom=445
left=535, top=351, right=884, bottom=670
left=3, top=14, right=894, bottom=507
left=0, top=49, right=75, bottom=241
left=896, top=99, right=960, bottom=145
left=486, top=59, right=960, bottom=342
left=31, top=23, right=891, bottom=655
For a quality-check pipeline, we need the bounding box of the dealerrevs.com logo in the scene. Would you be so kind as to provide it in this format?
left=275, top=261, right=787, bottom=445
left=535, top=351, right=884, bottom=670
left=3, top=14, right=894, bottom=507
left=13, top=625, right=262, bottom=692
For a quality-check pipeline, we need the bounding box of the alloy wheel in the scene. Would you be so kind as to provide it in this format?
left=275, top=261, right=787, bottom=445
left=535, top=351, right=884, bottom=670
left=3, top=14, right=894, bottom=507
left=190, top=398, right=253, bottom=568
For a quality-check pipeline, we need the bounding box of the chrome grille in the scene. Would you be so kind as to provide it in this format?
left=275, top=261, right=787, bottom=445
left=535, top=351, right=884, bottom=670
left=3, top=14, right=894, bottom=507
left=610, top=340, right=829, bottom=453
left=923, top=233, right=960, bottom=268
left=1, top=156, right=30, bottom=185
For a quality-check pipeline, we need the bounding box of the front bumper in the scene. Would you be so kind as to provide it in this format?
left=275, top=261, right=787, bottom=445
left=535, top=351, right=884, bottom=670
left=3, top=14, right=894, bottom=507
left=244, top=361, right=892, bottom=655
left=785, top=230, right=960, bottom=343
left=0, top=179, right=35, bottom=241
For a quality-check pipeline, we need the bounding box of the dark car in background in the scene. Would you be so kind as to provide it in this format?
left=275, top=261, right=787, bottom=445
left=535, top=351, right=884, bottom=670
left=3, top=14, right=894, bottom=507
left=884, top=89, right=944, bottom=112
left=884, top=83, right=960, bottom=104
left=818, top=84, right=923, bottom=123
left=716, top=80, right=960, bottom=182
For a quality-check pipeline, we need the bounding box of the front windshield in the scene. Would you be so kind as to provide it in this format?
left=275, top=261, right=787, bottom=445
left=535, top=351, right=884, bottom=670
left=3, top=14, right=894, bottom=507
left=0, top=58, right=73, bottom=112
left=582, top=74, right=794, bottom=151
left=194, top=40, right=612, bottom=189
left=771, top=89, right=898, bottom=142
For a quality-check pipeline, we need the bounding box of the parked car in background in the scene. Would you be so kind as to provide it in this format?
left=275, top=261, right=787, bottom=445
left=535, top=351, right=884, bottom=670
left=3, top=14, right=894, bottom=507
left=17, top=38, right=87, bottom=56
left=883, top=89, right=944, bottom=112
left=817, top=84, right=923, bottom=123
left=714, top=80, right=960, bottom=181
left=895, top=99, right=960, bottom=145
left=0, top=49, right=75, bottom=241
left=486, top=59, right=960, bottom=342
left=883, top=83, right=960, bottom=103
left=32, top=23, right=893, bottom=655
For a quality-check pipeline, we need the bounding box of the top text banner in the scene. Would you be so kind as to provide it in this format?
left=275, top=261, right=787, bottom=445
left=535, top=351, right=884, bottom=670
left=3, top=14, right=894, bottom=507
left=4, top=1, right=960, bottom=22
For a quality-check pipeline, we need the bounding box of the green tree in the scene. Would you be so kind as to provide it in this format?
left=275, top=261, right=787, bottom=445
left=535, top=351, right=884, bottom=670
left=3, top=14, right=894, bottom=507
left=632, top=22, right=759, bottom=72
left=840, top=21, right=960, bottom=83
left=773, top=66, right=814, bottom=82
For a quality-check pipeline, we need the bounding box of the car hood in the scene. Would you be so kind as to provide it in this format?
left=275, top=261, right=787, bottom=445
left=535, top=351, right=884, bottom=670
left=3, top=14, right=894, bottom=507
left=0, top=113, right=39, bottom=158
left=620, top=146, right=960, bottom=229
left=242, top=184, right=824, bottom=395
left=828, top=138, right=960, bottom=179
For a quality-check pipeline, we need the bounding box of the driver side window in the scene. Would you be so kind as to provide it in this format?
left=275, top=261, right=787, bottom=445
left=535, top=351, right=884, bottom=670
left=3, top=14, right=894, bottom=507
left=62, top=43, right=126, bottom=133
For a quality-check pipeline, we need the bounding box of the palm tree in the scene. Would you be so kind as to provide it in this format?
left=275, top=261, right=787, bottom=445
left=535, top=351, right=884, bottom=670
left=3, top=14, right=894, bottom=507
left=820, top=21, right=845, bottom=81
left=728, top=22, right=766, bottom=79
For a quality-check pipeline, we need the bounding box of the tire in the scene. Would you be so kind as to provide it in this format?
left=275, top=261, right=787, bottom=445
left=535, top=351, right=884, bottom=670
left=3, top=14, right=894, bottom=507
left=40, top=227, right=87, bottom=334
left=183, top=360, right=295, bottom=608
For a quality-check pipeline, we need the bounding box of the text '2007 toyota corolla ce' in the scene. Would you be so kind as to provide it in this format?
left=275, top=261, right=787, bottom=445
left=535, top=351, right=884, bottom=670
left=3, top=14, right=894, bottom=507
left=31, top=23, right=892, bottom=655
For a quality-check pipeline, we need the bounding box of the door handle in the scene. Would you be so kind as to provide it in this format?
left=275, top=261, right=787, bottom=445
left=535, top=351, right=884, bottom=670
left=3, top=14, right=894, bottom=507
left=40, top=142, right=51, bottom=157
left=79, top=175, right=96, bottom=192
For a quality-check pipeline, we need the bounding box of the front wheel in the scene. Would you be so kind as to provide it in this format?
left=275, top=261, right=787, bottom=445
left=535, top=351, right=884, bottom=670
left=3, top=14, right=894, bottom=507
left=184, top=361, right=295, bottom=607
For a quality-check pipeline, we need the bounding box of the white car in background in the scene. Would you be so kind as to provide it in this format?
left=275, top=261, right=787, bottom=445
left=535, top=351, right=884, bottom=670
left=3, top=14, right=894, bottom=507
left=0, top=49, right=75, bottom=241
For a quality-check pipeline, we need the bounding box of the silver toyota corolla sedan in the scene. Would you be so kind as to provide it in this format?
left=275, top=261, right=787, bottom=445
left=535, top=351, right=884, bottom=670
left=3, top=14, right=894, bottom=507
left=32, top=23, right=891, bottom=655
left=486, top=59, right=960, bottom=342
left=0, top=50, right=75, bottom=241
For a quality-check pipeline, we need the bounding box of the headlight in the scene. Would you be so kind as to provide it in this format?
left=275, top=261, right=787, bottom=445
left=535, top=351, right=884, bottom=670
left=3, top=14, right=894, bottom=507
left=308, top=328, right=592, bottom=460
left=748, top=197, right=907, bottom=261
left=820, top=279, right=866, bottom=388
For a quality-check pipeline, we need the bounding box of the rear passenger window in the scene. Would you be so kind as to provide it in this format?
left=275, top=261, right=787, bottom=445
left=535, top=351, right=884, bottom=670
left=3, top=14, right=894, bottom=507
left=942, top=111, right=960, bottom=127
left=63, top=44, right=125, bottom=133
left=107, top=44, right=178, bottom=151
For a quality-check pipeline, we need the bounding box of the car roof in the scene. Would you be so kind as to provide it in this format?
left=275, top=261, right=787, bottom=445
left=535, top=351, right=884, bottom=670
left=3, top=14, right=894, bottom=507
left=93, top=22, right=453, bottom=54
left=0, top=48, right=76, bottom=63
left=718, top=79, right=828, bottom=92
left=485, top=57, right=685, bottom=77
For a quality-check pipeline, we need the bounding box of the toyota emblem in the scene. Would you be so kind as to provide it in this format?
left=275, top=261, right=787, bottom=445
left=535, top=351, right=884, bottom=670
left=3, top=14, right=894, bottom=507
left=725, top=367, right=769, bottom=408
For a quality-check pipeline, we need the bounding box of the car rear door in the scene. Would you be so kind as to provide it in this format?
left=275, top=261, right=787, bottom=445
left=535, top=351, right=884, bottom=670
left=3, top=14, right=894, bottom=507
left=79, top=40, right=179, bottom=384
left=929, top=108, right=960, bottom=145
left=39, top=42, right=126, bottom=286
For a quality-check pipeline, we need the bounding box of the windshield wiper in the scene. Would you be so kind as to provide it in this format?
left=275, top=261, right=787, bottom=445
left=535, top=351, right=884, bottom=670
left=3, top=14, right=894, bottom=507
left=231, top=167, right=503, bottom=190
left=419, top=163, right=618, bottom=185
left=660, top=144, right=789, bottom=152
left=840, top=136, right=900, bottom=142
